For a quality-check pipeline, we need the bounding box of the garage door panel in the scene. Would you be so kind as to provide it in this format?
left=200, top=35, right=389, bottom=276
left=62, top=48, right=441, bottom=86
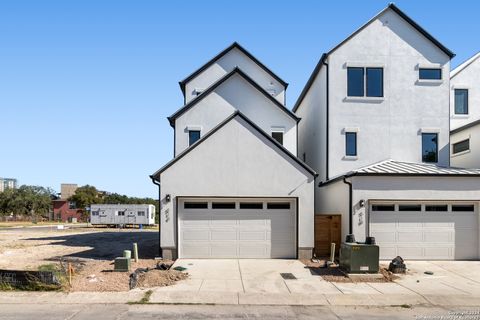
left=179, top=198, right=296, bottom=258
left=370, top=203, right=478, bottom=260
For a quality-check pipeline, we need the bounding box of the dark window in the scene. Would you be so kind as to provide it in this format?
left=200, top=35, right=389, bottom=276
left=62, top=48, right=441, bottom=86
left=399, top=204, right=422, bottom=211
left=240, top=202, right=263, bottom=209
left=184, top=202, right=208, bottom=209
left=267, top=202, right=291, bottom=210
left=347, top=67, right=364, bottom=97
left=271, top=132, right=283, bottom=145
left=137, top=211, right=145, bottom=216
left=188, top=130, right=201, bottom=146
left=453, top=139, right=470, bottom=154
left=454, top=89, right=468, bottom=115
left=117, top=211, right=125, bottom=216
left=212, top=202, right=235, bottom=209
left=422, top=133, right=438, bottom=163
left=425, top=205, right=448, bottom=212
left=303, top=153, right=306, bottom=162
left=68, top=201, right=76, bottom=209
left=371, top=205, right=395, bottom=211
left=345, top=132, right=357, bottom=156
left=452, top=205, right=474, bottom=212
left=366, top=68, right=383, bottom=97
left=419, top=68, right=442, bottom=80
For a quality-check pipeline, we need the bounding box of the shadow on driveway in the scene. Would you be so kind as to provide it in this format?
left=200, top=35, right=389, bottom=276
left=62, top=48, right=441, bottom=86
left=26, top=230, right=159, bottom=260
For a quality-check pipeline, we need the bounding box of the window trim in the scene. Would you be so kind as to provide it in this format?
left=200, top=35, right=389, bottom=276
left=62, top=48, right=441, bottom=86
left=345, top=132, right=357, bottom=157
left=421, top=132, right=438, bottom=163
left=454, top=88, right=469, bottom=115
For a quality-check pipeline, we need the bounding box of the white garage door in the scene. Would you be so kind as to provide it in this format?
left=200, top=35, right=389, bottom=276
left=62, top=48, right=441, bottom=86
left=370, top=202, right=479, bottom=260
left=178, top=198, right=296, bottom=258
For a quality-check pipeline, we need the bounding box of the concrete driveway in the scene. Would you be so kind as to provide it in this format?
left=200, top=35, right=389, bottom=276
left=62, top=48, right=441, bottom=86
left=154, top=259, right=480, bottom=298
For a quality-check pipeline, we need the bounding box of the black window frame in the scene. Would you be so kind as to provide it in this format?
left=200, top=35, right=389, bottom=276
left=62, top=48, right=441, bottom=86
left=239, top=202, right=263, bottom=210
left=345, top=132, right=357, bottom=157
left=266, top=202, right=291, bottom=210
left=371, top=204, right=395, bottom=211
left=184, top=202, right=208, bottom=209
left=271, top=131, right=284, bottom=145
left=212, top=202, right=236, bottom=209
left=421, top=133, right=438, bottom=163
left=347, top=67, right=365, bottom=97
left=452, top=139, right=470, bottom=154
left=366, top=67, right=384, bottom=97
left=347, top=67, right=384, bottom=98
left=188, top=130, right=201, bottom=146
left=419, top=68, right=442, bottom=80
left=454, top=89, right=469, bottom=115
left=398, top=204, right=422, bottom=212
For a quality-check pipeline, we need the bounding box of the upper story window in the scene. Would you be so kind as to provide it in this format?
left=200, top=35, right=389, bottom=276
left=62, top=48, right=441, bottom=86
left=419, top=68, right=442, bottom=80
left=188, top=130, right=201, bottom=146
left=271, top=131, right=284, bottom=145
left=345, top=132, right=357, bottom=156
left=452, top=139, right=469, bottom=154
left=422, top=133, right=438, bottom=163
left=68, top=201, right=76, bottom=209
left=454, top=89, right=468, bottom=115
left=347, top=67, right=383, bottom=97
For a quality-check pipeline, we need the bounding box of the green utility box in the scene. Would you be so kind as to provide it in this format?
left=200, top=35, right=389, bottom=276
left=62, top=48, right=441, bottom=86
left=114, top=257, right=131, bottom=272
left=339, top=242, right=379, bottom=273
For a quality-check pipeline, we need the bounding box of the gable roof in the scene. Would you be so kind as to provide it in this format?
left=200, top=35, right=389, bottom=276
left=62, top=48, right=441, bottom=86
left=151, top=111, right=317, bottom=180
left=168, top=67, right=299, bottom=127
left=178, top=42, right=288, bottom=95
left=451, top=51, right=480, bottom=79
left=319, top=159, right=480, bottom=186
left=293, top=4, right=455, bottom=113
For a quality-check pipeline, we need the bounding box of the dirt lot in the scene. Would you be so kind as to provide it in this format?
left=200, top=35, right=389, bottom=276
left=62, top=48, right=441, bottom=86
left=0, top=226, right=187, bottom=291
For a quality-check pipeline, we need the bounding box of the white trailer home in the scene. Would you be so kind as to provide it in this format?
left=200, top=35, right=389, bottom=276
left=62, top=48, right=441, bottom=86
left=90, top=204, right=156, bottom=226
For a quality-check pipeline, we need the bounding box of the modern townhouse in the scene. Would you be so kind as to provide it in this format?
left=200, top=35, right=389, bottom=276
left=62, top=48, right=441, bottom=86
left=151, top=43, right=316, bottom=260
left=294, top=4, right=480, bottom=260
left=450, top=52, right=480, bottom=168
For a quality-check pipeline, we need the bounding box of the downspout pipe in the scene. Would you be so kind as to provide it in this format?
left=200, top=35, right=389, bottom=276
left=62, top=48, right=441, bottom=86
left=342, top=177, right=353, bottom=235
left=150, top=175, right=161, bottom=257
left=323, top=58, right=330, bottom=181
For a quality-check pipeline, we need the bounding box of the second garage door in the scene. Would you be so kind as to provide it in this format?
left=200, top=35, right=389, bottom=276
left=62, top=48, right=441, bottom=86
left=178, top=198, right=296, bottom=258
left=370, top=202, right=479, bottom=260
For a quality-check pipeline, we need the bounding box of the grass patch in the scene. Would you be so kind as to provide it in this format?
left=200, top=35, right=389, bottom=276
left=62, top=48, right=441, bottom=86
left=128, top=290, right=154, bottom=305
left=0, top=263, right=67, bottom=292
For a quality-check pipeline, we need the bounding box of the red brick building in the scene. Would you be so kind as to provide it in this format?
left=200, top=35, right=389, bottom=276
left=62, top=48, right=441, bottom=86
left=52, top=200, right=84, bottom=222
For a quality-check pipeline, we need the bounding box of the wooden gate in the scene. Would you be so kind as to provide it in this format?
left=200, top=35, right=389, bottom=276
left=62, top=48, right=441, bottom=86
left=314, top=215, right=341, bottom=257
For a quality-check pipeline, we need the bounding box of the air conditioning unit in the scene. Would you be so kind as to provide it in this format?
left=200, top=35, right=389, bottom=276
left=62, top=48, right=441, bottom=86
left=339, top=242, right=379, bottom=273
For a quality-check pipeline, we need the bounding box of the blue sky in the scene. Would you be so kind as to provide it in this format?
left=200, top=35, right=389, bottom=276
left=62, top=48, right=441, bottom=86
left=1, top=1, right=478, bottom=198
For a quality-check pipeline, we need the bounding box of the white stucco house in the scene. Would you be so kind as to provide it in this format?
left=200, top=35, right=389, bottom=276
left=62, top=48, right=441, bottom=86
left=294, top=4, right=480, bottom=260
left=151, top=43, right=316, bottom=260
left=450, top=52, right=480, bottom=168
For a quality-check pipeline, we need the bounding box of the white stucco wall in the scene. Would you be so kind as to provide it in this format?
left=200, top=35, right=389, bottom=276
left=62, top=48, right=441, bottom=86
left=327, top=9, right=451, bottom=177
left=184, top=47, right=285, bottom=105
left=450, top=57, right=480, bottom=130
left=175, top=74, right=297, bottom=155
left=296, top=66, right=328, bottom=182
left=451, top=124, right=480, bottom=168
left=160, top=116, right=315, bottom=254
left=317, top=180, right=350, bottom=242
left=351, top=176, right=480, bottom=242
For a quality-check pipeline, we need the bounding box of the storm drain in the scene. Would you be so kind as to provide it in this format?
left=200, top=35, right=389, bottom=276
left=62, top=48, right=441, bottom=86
left=280, top=273, right=297, bottom=280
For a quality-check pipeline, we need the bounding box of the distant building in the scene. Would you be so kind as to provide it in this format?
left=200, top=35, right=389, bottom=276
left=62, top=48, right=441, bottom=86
left=0, top=178, right=17, bottom=192
left=53, top=183, right=83, bottom=222
left=60, top=183, right=78, bottom=200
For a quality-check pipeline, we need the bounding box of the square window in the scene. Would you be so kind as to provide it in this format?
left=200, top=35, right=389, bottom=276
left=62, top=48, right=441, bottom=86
left=366, top=68, right=383, bottom=97
left=419, top=68, right=442, bottom=80
left=453, top=139, right=469, bottom=154
left=188, top=130, right=201, bottom=146
left=271, top=131, right=283, bottom=145
left=347, top=67, right=364, bottom=97
left=345, top=132, right=357, bottom=156
left=454, top=89, right=468, bottom=115
left=422, top=133, right=438, bottom=163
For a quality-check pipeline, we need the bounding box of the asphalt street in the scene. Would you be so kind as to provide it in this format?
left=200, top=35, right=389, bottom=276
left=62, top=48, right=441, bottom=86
left=1, top=304, right=479, bottom=320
